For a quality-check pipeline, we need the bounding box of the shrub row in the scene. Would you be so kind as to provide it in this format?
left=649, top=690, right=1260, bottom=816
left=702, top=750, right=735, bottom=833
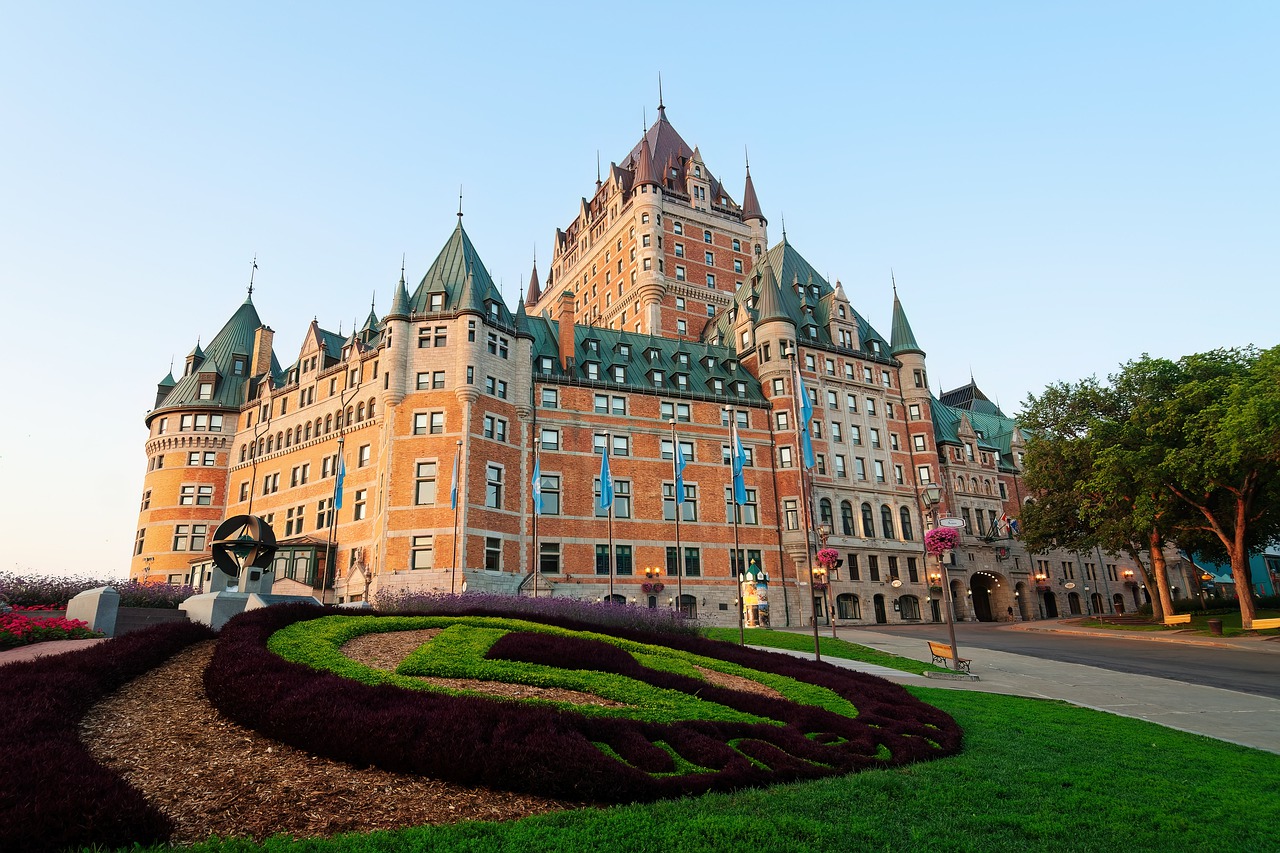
left=1135, top=593, right=1280, bottom=618
left=205, top=605, right=962, bottom=805
left=0, top=572, right=197, bottom=609
left=0, top=621, right=215, bottom=852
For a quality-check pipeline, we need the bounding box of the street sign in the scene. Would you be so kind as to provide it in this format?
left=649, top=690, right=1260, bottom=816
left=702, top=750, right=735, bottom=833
left=939, top=517, right=965, bottom=528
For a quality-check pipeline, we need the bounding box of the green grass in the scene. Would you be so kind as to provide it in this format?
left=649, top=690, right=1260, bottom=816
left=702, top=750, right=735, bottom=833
left=161, top=686, right=1280, bottom=853
left=703, top=626, right=949, bottom=675
left=1077, top=609, right=1280, bottom=637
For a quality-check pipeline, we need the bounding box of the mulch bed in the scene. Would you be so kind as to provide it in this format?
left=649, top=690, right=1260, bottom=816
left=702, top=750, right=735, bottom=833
left=80, top=641, right=575, bottom=844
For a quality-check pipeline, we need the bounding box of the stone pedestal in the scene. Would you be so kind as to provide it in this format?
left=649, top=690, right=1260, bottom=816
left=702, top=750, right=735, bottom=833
left=66, top=586, right=120, bottom=636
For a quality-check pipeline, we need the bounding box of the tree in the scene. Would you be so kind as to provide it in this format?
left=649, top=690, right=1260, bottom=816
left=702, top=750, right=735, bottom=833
left=1150, top=347, right=1280, bottom=628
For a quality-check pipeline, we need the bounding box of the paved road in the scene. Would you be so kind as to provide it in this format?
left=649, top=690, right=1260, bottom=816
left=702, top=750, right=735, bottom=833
left=840, top=622, right=1280, bottom=700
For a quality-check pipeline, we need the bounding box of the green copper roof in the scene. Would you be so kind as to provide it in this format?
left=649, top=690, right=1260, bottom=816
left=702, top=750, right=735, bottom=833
left=527, top=315, right=766, bottom=405
left=388, top=273, right=411, bottom=318
left=155, top=295, right=280, bottom=414
left=890, top=291, right=924, bottom=356
left=754, top=255, right=791, bottom=325
left=931, top=386, right=1027, bottom=472
left=409, top=220, right=512, bottom=326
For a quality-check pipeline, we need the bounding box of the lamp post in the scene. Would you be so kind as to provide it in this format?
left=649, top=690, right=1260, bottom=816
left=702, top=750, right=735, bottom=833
left=815, top=523, right=838, bottom=638
left=922, top=483, right=963, bottom=670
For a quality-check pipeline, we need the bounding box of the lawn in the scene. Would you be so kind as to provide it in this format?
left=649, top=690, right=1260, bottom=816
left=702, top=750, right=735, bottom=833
left=145, top=627, right=1280, bottom=853
left=702, top=626, right=950, bottom=675
left=1079, top=609, right=1280, bottom=637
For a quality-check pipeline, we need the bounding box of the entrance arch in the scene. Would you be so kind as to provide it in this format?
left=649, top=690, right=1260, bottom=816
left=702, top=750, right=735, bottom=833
left=1112, top=593, right=1125, bottom=615
left=1090, top=592, right=1104, bottom=615
left=873, top=594, right=887, bottom=624
left=1015, top=582, right=1031, bottom=620
left=1043, top=590, right=1059, bottom=618
left=679, top=594, right=697, bottom=619
left=969, top=571, right=1009, bottom=622
left=1067, top=592, right=1082, bottom=615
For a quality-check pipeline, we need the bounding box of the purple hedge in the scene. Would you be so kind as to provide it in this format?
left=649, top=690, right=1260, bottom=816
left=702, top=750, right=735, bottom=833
left=204, top=604, right=962, bottom=805
left=0, top=621, right=215, bottom=852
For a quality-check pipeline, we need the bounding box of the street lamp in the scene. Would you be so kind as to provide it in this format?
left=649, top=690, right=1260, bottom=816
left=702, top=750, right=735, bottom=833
left=922, top=483, right=964, bottom=671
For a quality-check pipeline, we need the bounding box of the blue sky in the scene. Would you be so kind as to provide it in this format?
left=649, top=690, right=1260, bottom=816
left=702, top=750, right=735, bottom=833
left=1, top=3, right=1276, bottom=576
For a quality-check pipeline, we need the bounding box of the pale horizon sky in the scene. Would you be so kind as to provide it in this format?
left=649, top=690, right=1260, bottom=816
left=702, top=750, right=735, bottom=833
left=2, top=3, right=1276, bottom=577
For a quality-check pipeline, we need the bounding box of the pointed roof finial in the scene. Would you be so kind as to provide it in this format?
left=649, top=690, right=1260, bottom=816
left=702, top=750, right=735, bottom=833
left=781, top=212, right=787, bottom=240
left=744, top=145, right=750, bottom=173
left=400, top=253, right=406, bottom=285
left=658, top=72, right=664, bottom=113
left=596, top=150, right=601, bottom=187
left=247, top=254, right=258, bottom=298
left=370, top=290, right=376, bottom=313
left=458, top=184, right=463, bottom=219
left=891, top=268, right=897, bottom=297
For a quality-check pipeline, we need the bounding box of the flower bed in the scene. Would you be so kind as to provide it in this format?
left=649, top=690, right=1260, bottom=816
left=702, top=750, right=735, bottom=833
left=0, top=612, right=101, bottom=649
left=204, top=604, right=962, bottom=805
left=0, top=572, right=197, bottom=609
left=0, top=620, right=216, bottom=852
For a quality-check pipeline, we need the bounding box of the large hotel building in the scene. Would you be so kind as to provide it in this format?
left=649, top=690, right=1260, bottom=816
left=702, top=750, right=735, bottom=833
left=131, top=104, right=1184, bottom=625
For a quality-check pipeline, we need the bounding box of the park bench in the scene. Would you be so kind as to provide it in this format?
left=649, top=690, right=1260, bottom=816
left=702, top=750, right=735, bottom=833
left=1162, top=614, right=1192, bottom=626
left=1251, top=617, right=1280, bottom=631
left=927, top=640, right=971, bottom=673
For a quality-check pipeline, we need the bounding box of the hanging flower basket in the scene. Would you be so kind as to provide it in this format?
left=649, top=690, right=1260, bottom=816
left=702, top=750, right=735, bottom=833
left=924, top=527, right=960, bottom=556
left=642, top=582, right=664, bottom=594
left=816, top=548, right=840, bottom=569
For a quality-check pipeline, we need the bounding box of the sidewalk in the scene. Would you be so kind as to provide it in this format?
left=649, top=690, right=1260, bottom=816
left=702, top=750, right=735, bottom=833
left=1010, top=618, right=1280, bottom=651
left=765, top=629, right=1280, bottom=755
left=0, top=638, right=106, bottom=666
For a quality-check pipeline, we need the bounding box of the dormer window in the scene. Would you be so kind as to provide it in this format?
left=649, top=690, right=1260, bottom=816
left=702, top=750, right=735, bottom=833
left=838, top=306, right=847, bottom=319
left=539, top=356, right=554, bottom=374
left=694, top=165, right=701, bottom=177
left=430, top=293, right=445, bottom=311
left=618, top=343, right=631, bottom=357
left=585, top=363, right=599, bottom=380
left=869, top=341, right=881, bottom=355
left=675, top=374, right=688, bottom=390
left=646, top=348, right=660, bottom=362
left=676, top=352, right=689, bottom=367
left=711, top=378, right=724, bottom=394
left=232, top=356, right=247, bottom=376
left=651, top=370, right=664, bottom=386
left=704, top=356, right=717, bottom=371
left=197, top=381, right=214, bottom=401
left=612, top=365, right=625, bottom=382
left=487, top=302, right=500, bottom=320
left=586, top=339, right=599, bottom=354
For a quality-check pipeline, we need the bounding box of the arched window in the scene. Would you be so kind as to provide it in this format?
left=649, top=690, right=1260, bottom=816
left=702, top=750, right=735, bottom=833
left=276, top=431, right=283, bottom=449
left=840, top=501, right=854, bottom=535
left=346, top=406, right=354, bottom=427
left=984, top=479, right=992, bottom=495
left=285, top=429, right=292, bottom=447
left=304, top=422, right=312, bottom=441
left=266, top=435, right=274, bottom=453
left=357, top=402, right=365, bottom=422
left=239, top=445, right=247, bottom=463
left=367, top=398, right=376, bottom=419
left=861, top=503, right=875, bottom=538
left=819, top=498, right=833, bottom=529
left=881, top=505, right=895, bottom=539
left=315, top=417, right=322, bottom=436
left=325, top=414, right=333, bottom=434
left=900, top=507, right=914, bottom=540
left=956, top=475, right=965, bottom=492
left=257, top=438, right=265, bottom=455
left=899, top=595, right=921, bottom=620
left=970, top=477, right=979, bottom=493
left=836, top=593, right=861, bottom=620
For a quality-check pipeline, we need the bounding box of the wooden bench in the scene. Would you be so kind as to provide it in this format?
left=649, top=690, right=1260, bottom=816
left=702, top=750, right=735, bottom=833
left=1162, top=614, right=1192, bottom=626
left=927, top=640, right=972, bottom=673
left=1251, top=617, right=1280, bottom=631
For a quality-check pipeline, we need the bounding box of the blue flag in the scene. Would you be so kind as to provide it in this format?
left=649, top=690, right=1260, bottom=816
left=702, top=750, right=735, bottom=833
left=532, top=456, right=543, bottom=517
left=334, top=453, right=346, bottom=509
left=598, top=446, right=614, bottom=511
left=730, top=422, right=747, bottom=505
left=795, top=364, right=816, bottom=469
left=675, top=440, right=687, bottom=505
left=450, top=451, right=459, bottom=510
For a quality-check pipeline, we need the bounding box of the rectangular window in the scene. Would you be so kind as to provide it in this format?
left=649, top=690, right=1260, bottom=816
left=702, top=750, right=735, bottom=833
left=847, top=554, right=861, bottom=581
left=784, top=499, right=799, bottom=530
left=415, top=462, right=437, bottom=505
left=868, top=555, right=881, bottom=582
left=595, top=544, right=611, bottom=575
left=485, top=464, right=503, bottom=508
left=662, top=482, right=697, bottom=521
left=358, top=445, right=370, bottom=467
left=725, top=487, right=759, bottom=525
left=615, top=545, right=633, bottom=576
left=485, top=537, right=502, bottom=571
left=134, top=528, right=145, bottom=555
left=917, top=465, right=932, bottom=484
left=353, top=489, right=367, bottom=520
left=411, top=535, right=434, bottom=569
left=541, top=388, right=558, bottom=408
left=779, top=446, right=793, bottom=468
left=540, top=428, right=559, bottom=450
left=539, top=474, right=560, bottom=515
left=539, top=542, right=561, bottom=574
left=315, top=498, right=333, bottom=529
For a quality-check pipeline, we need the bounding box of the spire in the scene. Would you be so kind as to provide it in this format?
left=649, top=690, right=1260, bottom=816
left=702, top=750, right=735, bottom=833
left=361, top=292, right=379, bottom=336
left=389, top=266, right=412, bottom=319
left=247, top=254, right=258, bottom=299
left=596, top=150, right=602, bottom=188
left=741, top=149, right=765, bottom=224
left=658, top=72, right=664, bottom=115
left=754, top=255, right=792, bottom=326
left=455, top=260, right=486, bottom=315
left=890, top=281, right=925, bottom=357
left=457, top=185, right=463, bottom=219
left=526, top=252, right=543, bottom=304
left=633, top=135, right=660, bottom=187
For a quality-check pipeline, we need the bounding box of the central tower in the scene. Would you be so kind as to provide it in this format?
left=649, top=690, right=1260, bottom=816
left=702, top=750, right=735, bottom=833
left=529, top=102, right=764, bottom=343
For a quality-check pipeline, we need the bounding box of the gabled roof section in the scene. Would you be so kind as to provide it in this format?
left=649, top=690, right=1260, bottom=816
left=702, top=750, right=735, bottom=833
left=409, top=221, right=511, bottom=325
left=890, top=289, right=924, bottom=357
left=627, top=108, right=695, bottom=179
left=940, top=381, right=1003, bottom=416
left=155, top=295, right=278, bottom=413
left=931, top=388, right=1027, bottom=472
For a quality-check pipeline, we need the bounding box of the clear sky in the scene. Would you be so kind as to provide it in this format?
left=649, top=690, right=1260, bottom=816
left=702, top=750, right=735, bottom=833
left=1, top=3, right=1276, bottom=577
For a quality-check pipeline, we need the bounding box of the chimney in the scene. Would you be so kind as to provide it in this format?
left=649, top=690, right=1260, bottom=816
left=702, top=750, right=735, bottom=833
left=556, top=290, right=575, bottom=369
left=252, top=326, right=274, bottom=376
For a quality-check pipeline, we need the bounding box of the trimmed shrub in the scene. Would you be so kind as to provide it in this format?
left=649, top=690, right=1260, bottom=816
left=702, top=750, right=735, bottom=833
left=204, top=605, right=962, bottom=805
left=375, top=591, right=698, bottom=636
left=0, top=620, right=215, bottom=852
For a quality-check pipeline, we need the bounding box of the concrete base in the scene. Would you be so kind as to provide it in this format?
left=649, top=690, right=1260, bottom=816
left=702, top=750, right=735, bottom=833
left=66, top=586, right=120, bottom=636
left=181, top=592, right=320, bottom=630
left=924, top=670, right=981, bottom=681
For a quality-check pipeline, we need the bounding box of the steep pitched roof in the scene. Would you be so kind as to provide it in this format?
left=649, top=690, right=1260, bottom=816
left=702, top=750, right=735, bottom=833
left=890, top=290, right=924, bottom=357
left=742, top=166, right=765, bottom=223
left=155, top=295, right=280, bottom=413
left=387, top=272, right=411, bottom=319
left=931, top=385, right=1026, bottom=472
left=525, top=258, right=543, bottom=305
left=754, top=255, right=791, bottom=325
left=409, top=221, right=512, bottom=326
left=632, top=136, right=661, bottom=187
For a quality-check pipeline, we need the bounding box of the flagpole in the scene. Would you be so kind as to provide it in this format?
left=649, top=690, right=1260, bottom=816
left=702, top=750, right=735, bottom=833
left=727, top=406, right=745, bottom=646
left=790, top=354, right=822, bottom=662
left=531, top=448, right=540, bottom=599
left=605, top=431, right=614, bottom=603
left=323, top=434, right=344, bottom=604
left=451, top=439, right=461, bottom=595
left=670, top=420, right=684, bottom=614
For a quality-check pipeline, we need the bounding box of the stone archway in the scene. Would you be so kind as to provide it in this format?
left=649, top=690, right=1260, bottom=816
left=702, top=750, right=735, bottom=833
left=969, top=570, right=1010, bottom=623
left=1015, top=582, right=1031, bottom=620
left=1112, top=593, right=1125, bottom=615
left=1043, top=590, right=1059, bottom=618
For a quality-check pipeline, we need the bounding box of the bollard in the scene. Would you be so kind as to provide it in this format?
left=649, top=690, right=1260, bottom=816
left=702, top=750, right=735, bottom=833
left=1208, top=618, right=1223, bottom=637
